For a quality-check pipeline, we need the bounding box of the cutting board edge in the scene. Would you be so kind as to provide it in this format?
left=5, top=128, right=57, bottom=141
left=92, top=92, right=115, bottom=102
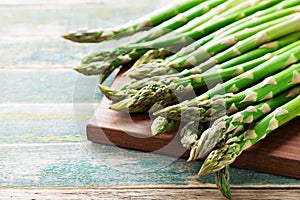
left=87, top=122, right=300, bottom=179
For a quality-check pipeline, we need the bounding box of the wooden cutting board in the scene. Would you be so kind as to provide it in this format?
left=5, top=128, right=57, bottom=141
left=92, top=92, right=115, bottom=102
left=87, top=70, right=300, bottom=179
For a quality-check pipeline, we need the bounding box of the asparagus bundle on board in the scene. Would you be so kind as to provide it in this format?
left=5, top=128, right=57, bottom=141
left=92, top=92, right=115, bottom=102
left=64, top=1, right=300, bottom=199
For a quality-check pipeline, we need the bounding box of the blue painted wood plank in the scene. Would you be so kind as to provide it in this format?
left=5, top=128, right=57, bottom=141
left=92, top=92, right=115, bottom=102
left=0, top=0, right=162, bottom=6
left=0, top=37, right=144, bottom=67
left=0, top=0, right=164, bottom=36
left=0, top=37, right=93, bottom=67
left=0, top=69, right=117, bottom=103
left=0, top=142, right=299, bottom=188
left=0, top=104, right=93, bottom=143
left=0, top=1, right=168, bottom=67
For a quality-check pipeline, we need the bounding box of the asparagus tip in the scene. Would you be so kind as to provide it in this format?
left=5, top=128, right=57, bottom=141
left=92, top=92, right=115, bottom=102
left=199, top=144, right=239, bottom=177
left=151, top=116, right=178, bottom=136
left=61, top=34, right=70, bottom=40
left=73, top=66, right=82, bottom=73
left=198, top=167, right=210, bottom=177
left=60, top=33, right=84, bottom=43
left=98, top=84, right=117, bottom=100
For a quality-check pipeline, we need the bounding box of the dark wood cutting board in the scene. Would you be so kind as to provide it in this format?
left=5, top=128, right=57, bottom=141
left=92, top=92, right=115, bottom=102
left=87, top=70, right=300, bottom=179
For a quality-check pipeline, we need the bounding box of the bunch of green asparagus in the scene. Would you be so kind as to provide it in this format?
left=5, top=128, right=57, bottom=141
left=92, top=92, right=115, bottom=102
left=63, top=0, right=300, bottom=199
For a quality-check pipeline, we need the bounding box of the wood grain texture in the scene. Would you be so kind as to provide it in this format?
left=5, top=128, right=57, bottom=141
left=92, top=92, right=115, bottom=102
left=0, top=38, right=91, bottom=67
left=0, top=188, right=299, bottom=200
left=87, top=73, right=300, bottom=179
left=0, top=0, right=164, bottom=37
left=0, top=104, right=93, bottom=143
left=1, top=142, right=299, bottom=188
left=0, top=69, right=105, bottom=103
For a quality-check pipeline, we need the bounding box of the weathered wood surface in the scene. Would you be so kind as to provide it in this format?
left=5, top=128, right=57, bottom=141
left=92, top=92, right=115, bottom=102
left=0, top=70, right=104, bottom=103
left=0, top=0, right=162, bottom=37
left=1, top=188, right=300, bottom=200
left=0, top=1, right=299, bottom=199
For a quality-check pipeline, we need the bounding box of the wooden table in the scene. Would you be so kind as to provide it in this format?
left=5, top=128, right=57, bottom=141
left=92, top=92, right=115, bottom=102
left=0, top=0, right=299, bottom=199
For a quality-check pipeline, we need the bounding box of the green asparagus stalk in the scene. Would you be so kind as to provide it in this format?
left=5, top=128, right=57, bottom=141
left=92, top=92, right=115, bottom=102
left=127, top=14, right=300, bottom=79
left=61, top=0, right=203, bottom=43
left=77, top=0, right=280, bottom=83
left=154, top=45, right=300, bottom=121
left=198, top=14, right=300, bottom=72
left=216, top=165, right=232, bottom=200
left=189, top=86, right=300, bottom=160
left=192, top=38, right=300, bottom=86
left=76, top=49, right=149, bottom=83
left=198, top=94, right=300, bottom=176
left=210, top=31, right=300, bottom=71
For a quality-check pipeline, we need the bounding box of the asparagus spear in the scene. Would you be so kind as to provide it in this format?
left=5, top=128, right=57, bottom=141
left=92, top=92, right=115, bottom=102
left=75, top=49, right=149, bottom=83
left=199, top=94, right=300, bottom=176
left=154, top=46, right=300, bottom=121
left=189, top=86, right=300, bottom=160
left=215, top=165, right=232, bottom=200
left=77, top=0, right=280, bottom=82
left=127, top=14, right=300, bottom=79
left=61, top=0, right=203, bottom=43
